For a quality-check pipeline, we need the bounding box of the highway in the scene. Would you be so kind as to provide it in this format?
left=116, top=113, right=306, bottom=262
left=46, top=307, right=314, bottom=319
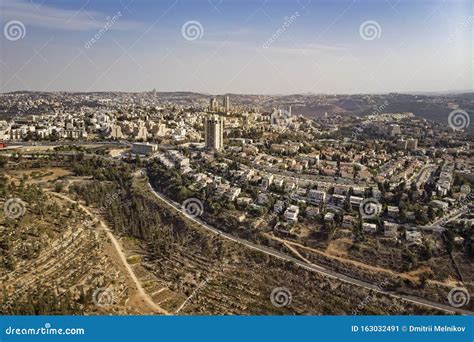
left=147, top=181, right=473, bottom=315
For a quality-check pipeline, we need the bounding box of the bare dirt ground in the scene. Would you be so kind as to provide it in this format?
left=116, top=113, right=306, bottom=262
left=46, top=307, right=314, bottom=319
left=49, top=191, right=170, bottom=315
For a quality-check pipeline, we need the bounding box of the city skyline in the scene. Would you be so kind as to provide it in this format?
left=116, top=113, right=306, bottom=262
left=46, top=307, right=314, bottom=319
left=1, top=0, right=473, bottom=95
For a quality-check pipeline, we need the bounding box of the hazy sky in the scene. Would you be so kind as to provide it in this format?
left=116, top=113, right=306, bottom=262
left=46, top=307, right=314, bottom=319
left=0, top=0, right=472, bottom=94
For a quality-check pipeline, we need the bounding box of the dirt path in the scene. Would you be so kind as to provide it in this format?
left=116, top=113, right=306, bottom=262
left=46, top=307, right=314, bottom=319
left=265, top=233, right=421, bottom=282
left=49, top=191, right=170, bottom=315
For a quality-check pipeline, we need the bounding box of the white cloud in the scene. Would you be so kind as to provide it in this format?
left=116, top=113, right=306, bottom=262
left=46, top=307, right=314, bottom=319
left=0, top=0, right=143, bottom=31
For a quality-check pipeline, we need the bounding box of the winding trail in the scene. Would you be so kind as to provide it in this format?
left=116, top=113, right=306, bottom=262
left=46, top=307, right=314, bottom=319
left=49, top=191, right=170, bottom=315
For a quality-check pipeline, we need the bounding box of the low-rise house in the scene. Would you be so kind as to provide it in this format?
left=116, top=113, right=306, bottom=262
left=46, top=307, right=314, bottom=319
left=373, top=189, right=382, bottom=200
left=305, top=206, right=320, bottom=217
left=274, top=200, right=286, bottom=214
left=257, top=193, right=270, bottom=206
left=284, top=205, right=299, bottom=222
left=362, top=222, right=377, bottom=234
left=237, top=197, right=253, bottom=206
left=350, top=196, right=363, bottom=209
left=405, top=230, right=422, bottom=244
left=430, top=200, right=449, bottom=210
left=261, top=174, right=274, bottom=189
left=329, top=194, right=346, bottom=208
left=342, top=215, right=358, bottom=229
left=387, top=206, right=399, bottom=218
left=405, top=211, right=416, bottom=222
left=324, top=212, right=335, bottom=222
left=333, top=185, right=347, bottom=195
left=307, top=189, right=326, bottom=205
left=383, top=221, right=399, bottom=237
left=226, top=187, right=241, bottom=201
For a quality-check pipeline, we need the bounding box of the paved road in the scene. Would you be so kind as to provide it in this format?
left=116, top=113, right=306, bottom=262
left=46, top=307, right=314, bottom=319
left=421, top=205, right=471, bottom=232
left=147, top=182, right=473, bottom=316
left=8, top=141, right=129, bottom=147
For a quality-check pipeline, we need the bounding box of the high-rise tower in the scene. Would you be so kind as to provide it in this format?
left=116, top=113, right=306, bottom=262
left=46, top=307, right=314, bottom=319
left=204, top=115, right=224, bottom=151
left=223, top=96, right=230, bottom=113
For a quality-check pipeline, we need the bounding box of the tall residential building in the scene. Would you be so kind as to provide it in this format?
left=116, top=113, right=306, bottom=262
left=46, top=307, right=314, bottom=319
left=204, top=115, right=224, bottom=151
left=406, top=138, right=418, bottom=151
left=209, top=98, right=220, bottom=112
left=110, top=125, right=124, bottom=139
left=223, top=96, right=230, bottom=113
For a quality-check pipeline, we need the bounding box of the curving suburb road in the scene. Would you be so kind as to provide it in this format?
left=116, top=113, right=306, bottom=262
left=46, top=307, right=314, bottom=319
left=147, top=182, right=473, bottom=316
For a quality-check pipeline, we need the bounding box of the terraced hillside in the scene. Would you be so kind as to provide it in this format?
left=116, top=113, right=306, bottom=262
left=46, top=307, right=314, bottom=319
left=0, top=159, right=449, bottom=315
left=0, top=170, right=157, bottom=315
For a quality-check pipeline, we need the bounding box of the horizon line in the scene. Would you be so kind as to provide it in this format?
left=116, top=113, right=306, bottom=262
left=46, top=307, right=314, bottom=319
left=2, top=89, right=474, bottom=97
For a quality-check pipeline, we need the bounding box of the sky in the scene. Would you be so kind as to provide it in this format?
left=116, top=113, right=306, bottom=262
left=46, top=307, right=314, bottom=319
left=0, top=0, right=473, bottom=94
